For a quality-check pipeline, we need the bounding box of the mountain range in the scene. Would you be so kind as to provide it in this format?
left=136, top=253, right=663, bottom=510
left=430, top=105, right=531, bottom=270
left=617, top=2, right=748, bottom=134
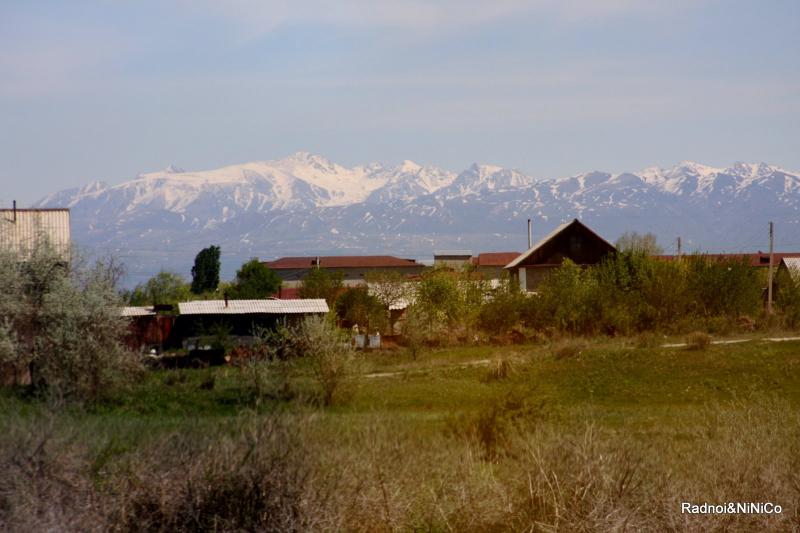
left=34, top=152, right=800, bottom=285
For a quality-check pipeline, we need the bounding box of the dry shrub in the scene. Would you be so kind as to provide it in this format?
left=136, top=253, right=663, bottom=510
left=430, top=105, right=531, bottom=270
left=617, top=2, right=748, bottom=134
left=2, top=399, right=798, bottom=532
left=294, top=316, right=361, bottom=406
left=686, top=331, right=712, bottom=351
left=111, top=415, right=316, bottom=532
left=551, top=339, right=585, bottom=360
left=0, top=412, right=323, bottom=532
left=634, top=331, right=661, bottom=349
left=484, top=356, right=514, bottom=382
left=0, top=414, right=102, bottom=532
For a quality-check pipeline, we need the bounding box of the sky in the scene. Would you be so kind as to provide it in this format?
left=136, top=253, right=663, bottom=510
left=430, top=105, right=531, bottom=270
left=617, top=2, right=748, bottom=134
left=1, top=0, right=799, bottom=205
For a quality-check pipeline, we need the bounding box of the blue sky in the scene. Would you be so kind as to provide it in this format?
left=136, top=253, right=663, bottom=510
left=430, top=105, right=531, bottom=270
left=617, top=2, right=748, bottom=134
left=1, top=0, right=798, bottom=205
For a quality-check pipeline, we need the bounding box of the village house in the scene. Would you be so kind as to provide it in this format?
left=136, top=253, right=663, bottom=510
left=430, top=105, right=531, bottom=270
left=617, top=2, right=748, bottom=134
left=264, top=255, right=425, bottom=297
left=471, top=252, right=521, bottom=283
left=656, top=252, right=800, bottom=268
left=121, top=299, right=329, bottom=353
left=504, top=219, right=616, bottom=292
left=173, top=298, right=329, bottom=349
left=0, top=202, right=71, bottom=261
left=779, top=257, right=800, bottom=281
left=433, top=250, right=472, bottom=269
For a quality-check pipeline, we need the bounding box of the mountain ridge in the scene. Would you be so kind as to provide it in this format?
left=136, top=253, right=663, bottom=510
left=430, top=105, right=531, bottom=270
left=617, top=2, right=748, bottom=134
left=32, top=152, right=800, bottom=284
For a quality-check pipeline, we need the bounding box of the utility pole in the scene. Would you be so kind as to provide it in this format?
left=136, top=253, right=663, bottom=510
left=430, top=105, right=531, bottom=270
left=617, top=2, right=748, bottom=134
left=527, top=218, right=532, bottom=249
left=677, top=236, right=681, bottom=256
left=767, top=222, right=774, bottom=314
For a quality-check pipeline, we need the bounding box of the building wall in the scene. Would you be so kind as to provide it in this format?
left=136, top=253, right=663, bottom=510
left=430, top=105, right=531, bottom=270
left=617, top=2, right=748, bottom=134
left=0, top=209, right=71, bottom=260
left=273, top=265, right=425, bottom=287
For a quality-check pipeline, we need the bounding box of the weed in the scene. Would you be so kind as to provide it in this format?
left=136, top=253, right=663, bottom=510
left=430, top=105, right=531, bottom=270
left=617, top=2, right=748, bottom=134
left=686, top=331, right=712, bottom=351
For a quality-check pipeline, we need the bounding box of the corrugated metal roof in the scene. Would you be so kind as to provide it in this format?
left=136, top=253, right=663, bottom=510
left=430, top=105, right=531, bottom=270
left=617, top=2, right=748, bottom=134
left=178, top=299, right=328, bottom=315
left=121, top=306, right=156, bottom=317
left=265, top=256, right=419, bottom=269
left=0, top=208, right=71, bottom=260
left=280, top=299, right=330, bottom=313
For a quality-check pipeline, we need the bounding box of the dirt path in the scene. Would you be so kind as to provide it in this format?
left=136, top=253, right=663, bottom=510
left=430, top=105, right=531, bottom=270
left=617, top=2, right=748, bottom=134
left=363, top=336, right=800, bottom=378
left=662, top=336, right=800, bottom=348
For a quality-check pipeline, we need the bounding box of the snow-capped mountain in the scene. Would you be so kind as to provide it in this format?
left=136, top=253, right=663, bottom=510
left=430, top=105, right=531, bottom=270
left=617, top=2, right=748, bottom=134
left=33, top=152, right=800, bottom=285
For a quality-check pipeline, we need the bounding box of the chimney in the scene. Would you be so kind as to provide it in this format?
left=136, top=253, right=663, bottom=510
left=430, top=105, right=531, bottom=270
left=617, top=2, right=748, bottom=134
left=224, top=291, right=229, bottom=308
left=527, top=218, right=532, bottom=249
left=12, top=200, right=16, bottom=223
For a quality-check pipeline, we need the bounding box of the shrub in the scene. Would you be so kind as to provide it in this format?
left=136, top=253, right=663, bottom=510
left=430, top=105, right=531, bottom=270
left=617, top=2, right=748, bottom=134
left=685, top=331, right=711, bottom=351
left=484, top=356, right=514, bottom=382
left=634, top=332, right=661, bottom=349
left=334, top=287, right=387, bottom=334
left=0, top=242, right=140, bottom=402
left=298, top=268, right=344, bottom=305
left=229, top=258, right=282, bottom=299
left=294, top=315, right=359, bottom=406
left=551, top=339, right=584, bottom=360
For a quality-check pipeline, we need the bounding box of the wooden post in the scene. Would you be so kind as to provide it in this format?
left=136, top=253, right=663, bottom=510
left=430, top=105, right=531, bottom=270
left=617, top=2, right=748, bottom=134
left=767, top=222, right=774, bottom=314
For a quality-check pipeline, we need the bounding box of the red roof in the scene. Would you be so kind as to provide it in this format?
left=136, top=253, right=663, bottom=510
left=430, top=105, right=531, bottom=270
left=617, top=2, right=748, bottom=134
left=265, top=255, right=420, bottom=269
left=272, top=287, right=301, bottom=299
left=655, top=252, right=800, bottom=267
left=472, top=252, right=521, bottom=267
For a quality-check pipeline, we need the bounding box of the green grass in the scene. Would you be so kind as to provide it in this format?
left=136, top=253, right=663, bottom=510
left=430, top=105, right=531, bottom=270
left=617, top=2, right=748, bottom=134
left=3, top=336, right=800, bottom=531
left=4, top=337, right=798, bottom=432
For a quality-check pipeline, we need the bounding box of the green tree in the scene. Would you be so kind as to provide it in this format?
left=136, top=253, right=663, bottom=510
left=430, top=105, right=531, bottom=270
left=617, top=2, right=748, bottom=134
left=229, top=258, right=282, bottom=299
left=415, top=267, right=463, bottom=329
left=0, top=241, right=140, bottom=402
left=127, top=271, right=191, bottom=306
left=298, top=268, right=344, bottom=305
left=191, top=245, right=221, bottom=294
left=615, top=231, right=664, bottom=255
left=293, top=315, right=359, bottom=406
left=334, top=287, right=387, bottom=333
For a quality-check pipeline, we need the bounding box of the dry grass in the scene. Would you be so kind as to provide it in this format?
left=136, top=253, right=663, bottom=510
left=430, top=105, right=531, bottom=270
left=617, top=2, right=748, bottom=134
left=686, top=331, right=712, bottom=351
left=2, top=399, right=797, bottom=532
left=551, top=339, right=585, bottom=360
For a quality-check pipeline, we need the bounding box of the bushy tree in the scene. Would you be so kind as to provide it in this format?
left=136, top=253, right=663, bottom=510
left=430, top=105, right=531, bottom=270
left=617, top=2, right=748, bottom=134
left=415, top=268, right=463, bottom=329
left=298, top=268, right=343, bottom=305
left=686, top=255, right=760, bottom=317
left=293, top=315, right=358, bottom=406
left=229, top=259, right=281, bottom=299
left=0, top=241, right=139, bottom=402
left=534, top=259, right=601, bottom=334
left=478, top=278, right=526, bottom=334
left=364, top=270, right=413, bottom=332
left=127, top=271, right=191, bottom=306
left=191, top=245, right=221, bottom=294
left=615, top=231, right=664, bottom=255
left=334, top=287, right=387, bottom=334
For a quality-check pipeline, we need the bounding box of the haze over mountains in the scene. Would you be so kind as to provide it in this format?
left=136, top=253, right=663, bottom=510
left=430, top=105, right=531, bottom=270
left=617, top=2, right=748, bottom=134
left=34, top=152, right=800, bottom=284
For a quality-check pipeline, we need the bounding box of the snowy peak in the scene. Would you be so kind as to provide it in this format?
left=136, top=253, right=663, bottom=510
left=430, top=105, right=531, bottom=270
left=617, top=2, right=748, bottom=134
left=365, top=160, right=455, bottom=204
left=442, top=163, right=536, bottom=197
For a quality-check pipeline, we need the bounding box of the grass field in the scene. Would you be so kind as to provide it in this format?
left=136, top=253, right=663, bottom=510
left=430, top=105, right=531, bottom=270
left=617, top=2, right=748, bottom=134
left=2, top=336, right=800, bottom=531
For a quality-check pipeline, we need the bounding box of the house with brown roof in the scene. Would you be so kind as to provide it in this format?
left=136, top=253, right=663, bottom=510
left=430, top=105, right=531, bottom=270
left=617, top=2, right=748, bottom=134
left=0, top=203, right=71, bottom=261
left=263, top=255, right=425, bottom=289
left=655, top=252, right=800, bottom=268
left=471, top=252, right=521, bottom=282
left=504, top=219, right=616, bottom=292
